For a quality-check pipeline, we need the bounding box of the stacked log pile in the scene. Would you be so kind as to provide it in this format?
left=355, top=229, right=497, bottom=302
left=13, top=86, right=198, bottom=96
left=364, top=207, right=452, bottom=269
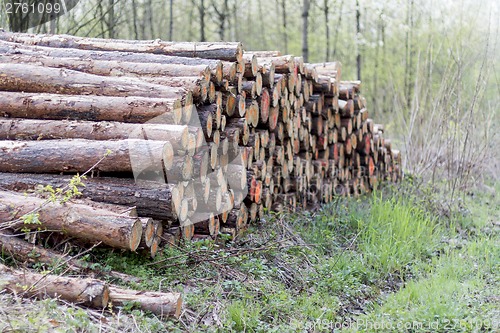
left=0, top=32, right=401, bottom=311
left=0, top=32, right=401, bottom=243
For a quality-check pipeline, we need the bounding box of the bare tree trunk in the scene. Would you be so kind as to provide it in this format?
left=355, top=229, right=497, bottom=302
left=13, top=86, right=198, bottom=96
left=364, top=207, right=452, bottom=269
left=332, top=0, right=344, bottom=57
left=324, top=0, right=331, bottom=61
left=355, top=0, right=361, bottom=81
left=199, top=0, right=207, bottom=42
left=280, top=0, right=288, bottom=54
left=405, top=0, right=414, bottom=110
left=108, top=0, right=116, bottom=39
left=49, top=8, right=57, bottom=34
left=258, top=0, right=268, bottom=49
left=302, top=0, right=310, bottom=63
left=131, top=0, right=139, bottom=39
left=147, top=0, right=155, bottom=38
left=188, top=0, right=195, bottom=40
left=232, top=0, right=238, bottom=41
left=98, top=1, right=106, bottom=38
left=169, top=0, right=174, bottom=40
left=373, top=11, right=382, bottom=113
left=212, top=0, right=229, bottom=40
left=381, top=11, right=387, bottom=112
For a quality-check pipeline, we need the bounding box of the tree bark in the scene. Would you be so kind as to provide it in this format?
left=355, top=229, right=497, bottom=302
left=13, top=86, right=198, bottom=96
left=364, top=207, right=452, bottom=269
left=0, top=139, right=173, bottom=175
left=0, top=173, right=180, bottom=221
left=280, top=0, right=288, bottom=54
left=0, top=119, right=189, bottom=150
left=109, top=286, right=182, bottom=318
left=324, top=0, right=331, bottom=61
left=0, top=190, right=143, bottom=251
left=356, top=0, right=361, bottom=81
left=0, top=31, right=243, bottom=62
left=0, top=92, right=184, bottom=125
left=0, top=229, right=141, bottom=283
left=0, top=40, right=224, bottom=81
left=169, top=0, right=174, bottom=40
left=0, top=262, right=110, bottom=308
left=0, top=48, right=212, bottom=82
left=0, top=64, right=192, bottom=100
left=302, top=0, right=310, bottom=63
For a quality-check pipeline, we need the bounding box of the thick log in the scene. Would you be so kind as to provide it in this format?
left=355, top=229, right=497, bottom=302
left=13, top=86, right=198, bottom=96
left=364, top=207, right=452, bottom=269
left=256, top=55, right=295, bottom=73
left=0, top=173, right=179, bottom=220
left=0, top=64, right=193, bottom=100
left=313, top=62, right=341, bottom=79
left=142, top=76, right=209, bottom=103
left=0, top=262, right=109, bottom=308
left=0, top=139, right=173, bottom=176
left=0, top=190, right=142, bottom=251
left=0, top=92, right=185, bottom=125
left=0, top=119, right=189, bottom=150
left=0, top=32, right=243, bottom=63
left=243, top=54, right=258, bottom=78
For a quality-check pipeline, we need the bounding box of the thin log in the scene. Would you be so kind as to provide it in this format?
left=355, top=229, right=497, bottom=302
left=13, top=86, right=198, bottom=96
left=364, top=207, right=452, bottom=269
left=0, top=47, right=212, bottom=82
left=0, top=262, right=109, bottom=308
left=0, top=32, right=243, bottom=62
left=0, top=230, right=141, bottom=283
left=0, top=40, right=224, bottom=83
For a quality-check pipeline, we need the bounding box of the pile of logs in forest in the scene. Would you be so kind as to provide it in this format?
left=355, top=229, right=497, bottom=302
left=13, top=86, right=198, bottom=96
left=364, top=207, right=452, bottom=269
left=0, top=32, right=401, bottom=313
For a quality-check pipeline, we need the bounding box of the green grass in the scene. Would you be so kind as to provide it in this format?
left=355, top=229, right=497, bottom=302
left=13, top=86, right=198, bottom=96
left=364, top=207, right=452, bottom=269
left=1, top=180, right=498, bottom=332
left=357, top=193, right=445, bottom=274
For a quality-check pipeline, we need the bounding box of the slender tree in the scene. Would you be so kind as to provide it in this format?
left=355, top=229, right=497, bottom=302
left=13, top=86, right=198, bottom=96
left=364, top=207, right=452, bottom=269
left=147, top=0, right=155, bottom=38
left=199, top=0, right=207, bottom=41
left=373, top=10, right=383, bottom=113
left=355, top=0, right=361, bottom=81
left=302, top=0, right=310, bottom=62
left=323, top=0, right=331, bottom=61
left=212, top=0, right=229, bottom=40
left=280, top=0, right=288, bottom=54
left=131, top=0, right=139, bottom=39
left=405, top=0, right=415, bottom=109
left=332, top=0, right=344, bottom=57
left=108, top=0, right=116, bottom=39
left=169, top=0, right=174, bottom=40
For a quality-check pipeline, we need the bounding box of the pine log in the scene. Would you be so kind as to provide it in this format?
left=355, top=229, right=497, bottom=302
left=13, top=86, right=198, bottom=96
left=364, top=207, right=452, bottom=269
left=0, top=40, right=224, bottom=84
left=0, top=47, right=212, bottom=82
left=256, top=55, right=295, bottom=73
left=0, top=32, right=243, bottom=62
left=0, top=173, right=179, bottom=220
left=0, top=191, right=142, bottom=250
left=0, top=139, right=173, bottom=175
left=0, top=64, right=193, bottom=100
left=0, top=119, right=189, bottom=150
left=0, top=92, right=185, bottom=125
left=0, top=230, right=141, bottom=283
left=108, top=285, right=182, bottom=317
left=0, top=262, right=109, bottom=308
